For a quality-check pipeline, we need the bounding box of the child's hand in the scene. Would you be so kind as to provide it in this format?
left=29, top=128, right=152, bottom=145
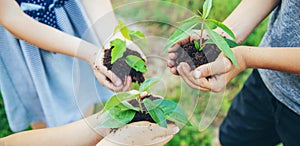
left=177, top=47, right=245, bottom=92
left=92, top=49, right=131, bottom=92
left=92, top=33, right=147, bottom=92
left=167, top=30, right=207, bottom=75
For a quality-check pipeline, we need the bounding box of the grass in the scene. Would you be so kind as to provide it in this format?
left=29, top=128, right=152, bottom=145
left=0, top=0, right=269, bottom=145
left=0, top=93, right=14, bottom=137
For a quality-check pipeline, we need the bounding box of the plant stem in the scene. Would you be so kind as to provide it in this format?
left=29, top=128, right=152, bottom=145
left=138, top=97, right=144, bottom=113
left=199, top=18, right=205, bottom=47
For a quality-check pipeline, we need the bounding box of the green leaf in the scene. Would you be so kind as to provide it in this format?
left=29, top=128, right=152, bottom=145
left=206, top=19, right=236, bottom=40
left=129, top=30, right=146, bottom=40
left=114, top=20, right=131, bottom=40
left=224, top=38, right=239, bottom=48
left=103, top=92, right=140, bottom=112
left=194, top=40, right=201, bottom=51
left=153, top=99, right=192, bottom=127
left=205, top=29, right=239, bottom=67
left=202, top=0, right=213, bottom=19
left=143, top=98, right=167, bottom=128
left=121, top=101, right=140, bottom=111
left=96, top=104, right=136, bottom=128
left=125, top=55, right=147, bottom=72
left=203, top=39, right=214, bottom=45
left=139, top=77, right=161, bottom=93
left=110, top=39, right=126, bottom=64
left=163, top=16, right=201, bottom=52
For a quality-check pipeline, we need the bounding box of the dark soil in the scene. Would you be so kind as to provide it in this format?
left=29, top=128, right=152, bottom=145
left=126, top=95, right=174, bottom=125
left=103, top=48, right=145, bottom=84
left=128, top=95, right=160, bottom=124
left=174, top=39, right=221, bottom=70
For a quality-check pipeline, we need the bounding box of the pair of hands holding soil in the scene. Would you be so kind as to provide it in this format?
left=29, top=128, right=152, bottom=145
left=167, top=31, right=246, bottom=92
left=91, top=33, right=146, bottom=92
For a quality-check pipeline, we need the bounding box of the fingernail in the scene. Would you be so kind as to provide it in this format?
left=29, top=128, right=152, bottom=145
left=116, top=80, right=122, bottom=86
left=194, top=71, right=201, bottom=78
left=172, top=126, right=179, bottom=134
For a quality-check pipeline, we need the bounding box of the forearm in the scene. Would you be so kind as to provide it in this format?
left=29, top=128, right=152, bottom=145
left=0, top=0, right=98, bottom=64
left=81, top=0, right=118, bottom=44
left=236, top=46, right=300, bottom=74
left=219, top=0, right=280, bottom=43
left=0, top=114, right=108, bottom=146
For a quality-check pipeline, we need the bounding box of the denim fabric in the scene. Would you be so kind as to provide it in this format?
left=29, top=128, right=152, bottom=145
left=0, top=0, right=113, bottom=132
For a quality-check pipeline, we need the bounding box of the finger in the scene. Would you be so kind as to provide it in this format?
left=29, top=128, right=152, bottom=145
left=168, top=44, right=180, bottom=53
left=122, top=76, right=132, bottom=92
left=165, top=124, right=179, bottom=135
left=170, top=67, right=179, bottom=75
left=167, top=60, right=175, bottom=68
left=98, top=66, right=122, bottom=87
left=94, top=70, right=122, bottom=92
left=206, top=74, right=227, bottom=92
left=168, top=53, right=178, bottom=60
left=177, top=63, right=210, bottom=91
left=193, top=56, right=231, bottom=79
left=179, top=62, right=214, bottom=91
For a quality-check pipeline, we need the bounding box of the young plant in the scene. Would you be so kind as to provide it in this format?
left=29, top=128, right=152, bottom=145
left=96, top=77, right=192, bottom=129
left=164, top=0, right=239, bottom=67
left=110, top=20, right=147, bottom=73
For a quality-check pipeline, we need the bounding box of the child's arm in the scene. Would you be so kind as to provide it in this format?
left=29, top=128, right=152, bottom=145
left=81, top=0, right=118, bottom=44
left=0, top=114, right=110, bottom=146
left=0, top=0, right=126, bottom=91
left=0, top=0, right=95, bottom=63
left=216, top=0, right=280, bottom=43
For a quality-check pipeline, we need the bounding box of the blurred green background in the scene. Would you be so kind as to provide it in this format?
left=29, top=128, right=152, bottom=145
left=0, top=0, right=269, bottom=145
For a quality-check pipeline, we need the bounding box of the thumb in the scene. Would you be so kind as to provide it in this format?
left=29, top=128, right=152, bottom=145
left=193, top=56, right=231, bottom=79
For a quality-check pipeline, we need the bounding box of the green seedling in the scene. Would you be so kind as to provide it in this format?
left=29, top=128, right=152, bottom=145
left=110, top=20, right=147, bottom=72
left=164, top=0, right=239, bottom=67
left=97, top=77, right=192, bottom=128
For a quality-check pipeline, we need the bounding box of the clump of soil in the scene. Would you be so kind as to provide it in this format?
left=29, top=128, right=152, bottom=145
left=127, top=95, right=174, bottom=124
left=103, top=48, right=145, bottom=84
left=128, top=95, right=160, bottom=123
left=174, top=39, right=221, bottom=70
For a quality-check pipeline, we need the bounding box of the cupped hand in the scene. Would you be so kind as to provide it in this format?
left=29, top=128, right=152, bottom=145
left=167, top=29, right=207, bottom=75
left=92, top=48, right=131, bottom=92
left=177, top=47, right=246, bottom=92
left=92, top=33, right=146, bottom=92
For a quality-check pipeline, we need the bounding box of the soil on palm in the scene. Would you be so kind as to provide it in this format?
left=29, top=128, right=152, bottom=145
left=103, top=48, right=145, bottom=84
left=174, top=39, right=221, bottom=70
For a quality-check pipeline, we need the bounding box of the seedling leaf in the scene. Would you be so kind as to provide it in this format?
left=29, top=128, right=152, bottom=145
left=202, top=0, right=213, bottom=19
left=205, top=29, right=239, bottom=67
left=96, top=104, right=136, bottom=128
left=154, top=99, right=192, bottom=127
left=129, top=30, right=146, bottom=40
left=163, top=16, right=200, bottom=51
left=114, top=20, right=131, bottom=40
left=224, top=38, right=239, bottom=48
left=110, top=39, right=126, bottom=64
left=144, top=98, right=167, bottom=128
left=206, top=19, right=236, bottom=40
left=139, top=77, right=161, bottom=93
left=103, top=92, right=140, bottom=112
left=203, top=39, right=214, bottom=45
left=121, top=101, right=140, bottom=111
left=125, top=55, right=147, bottom=72
left=194, top=40, right=201, bottom=51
